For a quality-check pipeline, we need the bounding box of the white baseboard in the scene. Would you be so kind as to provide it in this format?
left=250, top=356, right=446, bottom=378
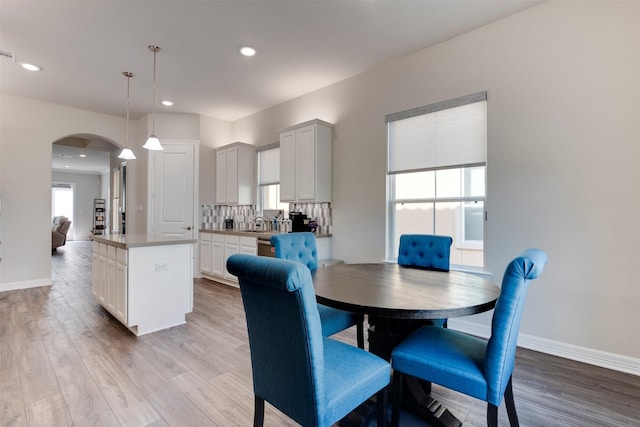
left=448, top=318, right=640, bottom=377
left=0, top=278, right=52, bottom=292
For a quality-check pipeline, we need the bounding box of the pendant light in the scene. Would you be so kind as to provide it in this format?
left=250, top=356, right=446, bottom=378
left=118, top=72, right=136, bottom=160
left=143, top=45, right=163, bottom=151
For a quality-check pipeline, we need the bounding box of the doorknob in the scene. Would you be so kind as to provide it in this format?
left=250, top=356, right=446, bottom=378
left=184, top=226, right=192, bottom=231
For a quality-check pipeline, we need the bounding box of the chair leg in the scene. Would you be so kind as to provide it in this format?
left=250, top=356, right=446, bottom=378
left=504, top=376, right=520, bottom=427
left=254, top=396, right=265, bottom=427
left=390, top=371, right=403, bottom=427
left=357, top=321, right=365, bottom=349
left=487, top=403, right=498, bottom=427
left=376, top=386, right=388, bottom=427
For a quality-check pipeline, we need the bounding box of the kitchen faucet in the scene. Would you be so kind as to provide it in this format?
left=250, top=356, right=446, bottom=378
left=253, top=216, right=272, bottom=232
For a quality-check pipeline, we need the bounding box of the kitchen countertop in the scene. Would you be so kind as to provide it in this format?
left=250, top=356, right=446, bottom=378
left=199, top=229, right=332, bottom=240
left=92, top=233, right=197, bottom=250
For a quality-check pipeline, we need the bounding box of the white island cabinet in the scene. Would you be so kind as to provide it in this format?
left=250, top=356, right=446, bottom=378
left=92, top=234, right=196, bottom=336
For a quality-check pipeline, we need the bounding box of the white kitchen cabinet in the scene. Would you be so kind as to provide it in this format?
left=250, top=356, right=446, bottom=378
left=92, top=234, right=195, bottom=336
left=279, top=119, right=333, bottom=203
left=211, top=234, right=225, bottom=277
left=215, top=142, right=255, bottom=205
left=115, top=248, right=128, bottom=323
left=91, top=242, right=107, bottom=305
left=199, top=232, right=213, bottom=274
left=106, top=245, right=117, bottom=313
left=91, top=242, right=127, bottom=324
left=200, top=231, right=256, bottom=288
left=240, top=236, right=258, bottom=255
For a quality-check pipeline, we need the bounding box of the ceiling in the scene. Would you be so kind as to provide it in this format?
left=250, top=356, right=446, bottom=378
left=1, top=0, right=541, bottom=124
left=52, top=138, right=113, bottom=174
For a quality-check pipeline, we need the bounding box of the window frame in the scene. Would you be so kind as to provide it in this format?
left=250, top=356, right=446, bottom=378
left=385, top=92, right=487, bottom=269
left=256, top=143, right=287, bottom=215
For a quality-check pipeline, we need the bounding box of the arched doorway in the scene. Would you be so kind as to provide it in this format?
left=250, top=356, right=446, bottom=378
left=51, top=134, right=128, bottom=245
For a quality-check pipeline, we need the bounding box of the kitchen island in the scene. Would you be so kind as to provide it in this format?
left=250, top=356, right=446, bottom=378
left=91, top=233, right=196, bottom=336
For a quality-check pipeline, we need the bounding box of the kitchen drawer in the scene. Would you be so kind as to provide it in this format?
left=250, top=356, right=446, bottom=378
left=212, top=233, right=225, bottom=243
left=225, top=235, right=240, bottom=245
left=200, top=232, right=212, bottom=242
left=240, top=236, right=257, bottom=247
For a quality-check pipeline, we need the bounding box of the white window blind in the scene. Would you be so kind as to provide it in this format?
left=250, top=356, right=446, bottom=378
left=258, top=146, right=280, bottom=186
left=387, top=92, right=487, bottom=174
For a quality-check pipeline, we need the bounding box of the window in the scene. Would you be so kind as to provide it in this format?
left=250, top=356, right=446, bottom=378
left=257, top=144, right=288, bottom=215
left=386, top=92, right=487, bottom=269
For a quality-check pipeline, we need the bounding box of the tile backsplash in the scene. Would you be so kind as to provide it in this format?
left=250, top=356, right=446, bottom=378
left=201, top=202, right=332, bottom=234
left=201, top=205, right=256, bottom=230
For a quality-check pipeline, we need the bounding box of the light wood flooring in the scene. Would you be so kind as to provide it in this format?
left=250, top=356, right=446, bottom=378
left=0, top=241, right=638, bottom=426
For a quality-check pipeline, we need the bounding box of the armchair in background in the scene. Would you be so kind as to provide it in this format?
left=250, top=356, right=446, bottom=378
left=52, top=216, right=71, bottom=250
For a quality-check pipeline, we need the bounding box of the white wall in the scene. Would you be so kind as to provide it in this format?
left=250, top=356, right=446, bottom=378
left=0, top=100, right=217, bottom=289
left=52, top=171, right=102, bottom=241
left=231, top=1, right=640, bottom=361
left=0, top=95, right=127, bottom=287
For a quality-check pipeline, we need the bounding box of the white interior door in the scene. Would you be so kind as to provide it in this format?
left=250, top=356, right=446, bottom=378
left=149, top=141, right=197, bottom=239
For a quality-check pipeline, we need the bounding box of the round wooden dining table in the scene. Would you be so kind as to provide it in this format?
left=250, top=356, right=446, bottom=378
left=312, top=262, right=500, bottom=427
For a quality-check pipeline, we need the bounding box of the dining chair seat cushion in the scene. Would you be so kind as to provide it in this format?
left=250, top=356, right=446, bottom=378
left=323, top=337, right=391, bottom=424
left=392, top=326, right=490, bottom=402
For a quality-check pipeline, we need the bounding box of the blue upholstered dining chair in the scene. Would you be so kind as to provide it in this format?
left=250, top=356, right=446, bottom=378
left=227, top=254, right=391, bottom=427
left=270, top=232, right=366, bottom=349
left=390, top=248, right=548, bottom=427
left=398, top=234, right=453, bottom=327
left=398, top=234, right=453, bottom=272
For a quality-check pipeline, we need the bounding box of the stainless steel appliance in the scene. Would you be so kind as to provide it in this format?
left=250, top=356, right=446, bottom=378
left=257, top=238, right=275, bottom=257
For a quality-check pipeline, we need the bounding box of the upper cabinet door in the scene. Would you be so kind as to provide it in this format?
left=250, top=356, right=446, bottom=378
left=280, top=130, right=297, bottom=202
left=225, top=147, right=239, bottom=204
left=296, top=125, right=317, bottom=201
left=215, top=150, right=226, bottom=204
left=278, top=120, right=332, bottom=203
left=215, top=143, right=255, bottom=205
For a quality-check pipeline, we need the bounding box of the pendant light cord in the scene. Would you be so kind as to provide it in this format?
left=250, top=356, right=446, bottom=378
left=150, top=46, right=159, bottom=135
left=126, top=73, right=131, bottom=146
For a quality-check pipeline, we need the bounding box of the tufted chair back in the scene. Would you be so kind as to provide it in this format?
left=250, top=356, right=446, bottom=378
left=484, top=248, right=548, bottom=405
left=227, top=254, right=390, bottom=427
left=397, top=234, right=453, bottom=272
left=270, top=232, right=318, bottom=271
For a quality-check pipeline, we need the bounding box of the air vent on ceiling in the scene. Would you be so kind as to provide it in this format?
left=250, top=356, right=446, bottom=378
left=0, top=49, right=16, bottom=62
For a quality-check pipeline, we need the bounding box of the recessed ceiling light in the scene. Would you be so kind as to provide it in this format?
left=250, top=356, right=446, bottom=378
left=79, top=154, right=87, bottom=158
left=239, top=46, right=256, bottom=57
left=64, top=165, right=71, bottom=168
left=161, top=100, right=174, bottom=106
left=21, top=63, right=42, bottom=71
